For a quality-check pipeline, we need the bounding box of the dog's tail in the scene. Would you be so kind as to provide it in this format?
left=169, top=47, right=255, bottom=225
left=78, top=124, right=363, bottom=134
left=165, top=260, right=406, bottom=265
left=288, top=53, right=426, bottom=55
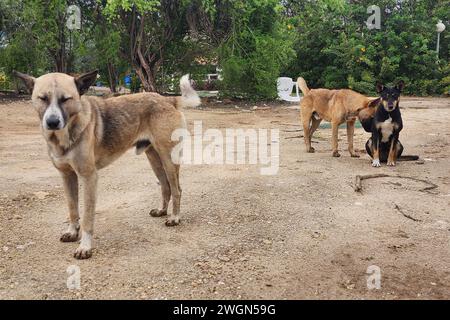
left=297, top=77, right=310, bottom=96
left=398, top=155, right=420, bottom=161
left=176, top=74, right=201, bottom=109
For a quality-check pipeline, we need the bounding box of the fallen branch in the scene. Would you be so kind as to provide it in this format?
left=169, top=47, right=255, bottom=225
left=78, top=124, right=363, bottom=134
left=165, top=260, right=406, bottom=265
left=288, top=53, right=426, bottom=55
left=285, top=135, right=303, bottom=139
left=273, top=122, right=300, bottom=126
left=354, top=174, right=438, bottom=193
left=354, top=174, right=389, bottom=192
left=284, top=135, right=319, bottom=143
left=394, top=204, right=422, bottom=222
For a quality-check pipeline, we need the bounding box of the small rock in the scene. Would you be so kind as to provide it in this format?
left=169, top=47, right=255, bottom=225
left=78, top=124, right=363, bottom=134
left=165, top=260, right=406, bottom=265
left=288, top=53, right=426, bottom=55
left=346, top=283, right=355, bottom=290
left=33, top=191, right=49, bottom=200
left=218, top=255, right=231, bottom=262
left=311, top=232, right=321, bottom=239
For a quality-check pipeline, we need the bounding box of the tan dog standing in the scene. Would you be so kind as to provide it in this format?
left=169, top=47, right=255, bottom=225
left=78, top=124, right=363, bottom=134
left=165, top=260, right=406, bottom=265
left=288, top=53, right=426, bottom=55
left=297, top=77, right=380, bottom=157
left=14, top=71, right=200, bottom=259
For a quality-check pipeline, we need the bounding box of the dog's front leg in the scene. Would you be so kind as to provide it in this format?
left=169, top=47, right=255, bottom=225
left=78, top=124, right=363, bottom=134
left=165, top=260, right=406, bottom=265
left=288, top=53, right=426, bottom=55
left=346, top=120, right=359, bottom=158
left=331, top=121, right=340, bottom=157
left=74, top=171, right=98, bottom=259
left=60, top=170, right=80, bottom=242
left=387, top=132, right=399, bottom=166
left=372, top=130, right=381, bottom=167
left=301, top=110, right=314, bottom=153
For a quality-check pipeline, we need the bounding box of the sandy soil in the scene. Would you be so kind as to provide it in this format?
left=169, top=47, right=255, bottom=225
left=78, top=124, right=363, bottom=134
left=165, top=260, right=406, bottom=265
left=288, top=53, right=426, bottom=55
left=0, top=95, right=449, bottom=300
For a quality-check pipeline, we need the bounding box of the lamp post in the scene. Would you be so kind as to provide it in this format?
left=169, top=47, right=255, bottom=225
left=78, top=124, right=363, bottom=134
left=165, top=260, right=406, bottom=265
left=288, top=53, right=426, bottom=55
left=436, top=20, right=446, bottom=59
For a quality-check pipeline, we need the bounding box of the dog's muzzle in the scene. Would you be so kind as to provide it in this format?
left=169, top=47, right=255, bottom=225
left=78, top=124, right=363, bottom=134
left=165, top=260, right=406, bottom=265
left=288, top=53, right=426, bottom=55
left=46, top=115, right=61, bottom=130
left=43, top=103, right=65, bottom=130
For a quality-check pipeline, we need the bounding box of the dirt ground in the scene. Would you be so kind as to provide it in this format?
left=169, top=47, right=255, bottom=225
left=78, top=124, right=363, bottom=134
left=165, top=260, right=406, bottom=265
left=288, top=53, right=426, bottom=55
left=0, top=94, right=449, bottom=300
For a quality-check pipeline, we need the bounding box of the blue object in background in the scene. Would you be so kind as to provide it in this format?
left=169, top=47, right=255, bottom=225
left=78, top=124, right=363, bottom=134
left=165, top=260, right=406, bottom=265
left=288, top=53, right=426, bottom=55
left=124, top=75, right=131, bottom=88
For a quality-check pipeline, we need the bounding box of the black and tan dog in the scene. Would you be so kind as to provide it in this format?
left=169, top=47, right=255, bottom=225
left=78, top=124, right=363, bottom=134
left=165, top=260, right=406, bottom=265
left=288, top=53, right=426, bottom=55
left=14, top=71, right=200, bottom=259
left=359, top=81, right=418, bottom=167
left=297, top=77, right=380, bottom=157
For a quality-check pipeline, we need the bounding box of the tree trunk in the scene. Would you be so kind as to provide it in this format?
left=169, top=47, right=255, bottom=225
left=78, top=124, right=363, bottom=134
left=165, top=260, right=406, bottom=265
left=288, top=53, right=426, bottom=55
left=53, top=13, right=67, bottom=73
left=134, top=63, right=158, bottom=92
left=107, top=63, right=117, bottom=93
left=125, top=3, right=175, bottom=93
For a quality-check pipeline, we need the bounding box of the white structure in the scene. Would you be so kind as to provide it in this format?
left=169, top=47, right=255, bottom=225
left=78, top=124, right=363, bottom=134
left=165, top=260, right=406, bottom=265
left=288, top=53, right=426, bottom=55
left=277, top=77, right=301, bottom=103
left=436, top=20, right=446, bottom=58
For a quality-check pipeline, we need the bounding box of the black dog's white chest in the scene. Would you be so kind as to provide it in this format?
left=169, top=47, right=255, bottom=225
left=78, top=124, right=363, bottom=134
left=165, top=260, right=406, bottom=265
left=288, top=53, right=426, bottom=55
left=377, top=116, right=395, bottom=142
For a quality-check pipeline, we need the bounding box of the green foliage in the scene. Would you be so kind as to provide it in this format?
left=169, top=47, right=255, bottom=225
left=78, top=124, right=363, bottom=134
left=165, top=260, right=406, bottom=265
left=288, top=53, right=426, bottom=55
left=103, top=0, right=159, bottom=16
left=283, top=0, right=449, bottom=96
left=219, top=0, right=295, bottom=100
left=0, top=0, right=448, bottom=97
left=0, top=70, right=8, bottom=90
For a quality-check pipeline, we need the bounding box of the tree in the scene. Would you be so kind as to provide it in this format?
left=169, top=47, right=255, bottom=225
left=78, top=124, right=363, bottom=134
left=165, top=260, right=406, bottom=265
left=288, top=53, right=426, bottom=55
left=104, top=0, right=188, bottom=92
left=218, top=0, right=296, bottom=99
left=282, top=0, right=449, bottom=95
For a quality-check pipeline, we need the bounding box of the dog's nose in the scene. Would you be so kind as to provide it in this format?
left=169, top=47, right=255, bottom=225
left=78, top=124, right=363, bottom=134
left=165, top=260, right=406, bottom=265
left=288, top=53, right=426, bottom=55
left=46, top=115, right=60, bottom=130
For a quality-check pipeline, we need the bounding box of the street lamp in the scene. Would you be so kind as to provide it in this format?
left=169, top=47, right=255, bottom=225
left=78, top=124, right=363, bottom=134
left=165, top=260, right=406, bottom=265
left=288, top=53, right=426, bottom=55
left=436, top=20, right=446, bottom=58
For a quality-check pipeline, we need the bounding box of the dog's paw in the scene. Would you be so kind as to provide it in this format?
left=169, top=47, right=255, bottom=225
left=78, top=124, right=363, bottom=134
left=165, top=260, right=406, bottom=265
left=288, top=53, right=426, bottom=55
left=60, top=232, right=79, bottom=243
left=60, top=224, right=80, bottom=242
left=387, top=161, right=396, bottom=167
left=350, top=152, right=360, bottom=158
left=307, top=147, right=315, bottom=153
left=74, top=246, right=92, bottom=259
left=332, top=151, right=341, bottom=158
left=165, top=217, right=180, bottom=227
left=150, top=209, right=167, bottom=217
left=372, top=159, right=381, bottom=167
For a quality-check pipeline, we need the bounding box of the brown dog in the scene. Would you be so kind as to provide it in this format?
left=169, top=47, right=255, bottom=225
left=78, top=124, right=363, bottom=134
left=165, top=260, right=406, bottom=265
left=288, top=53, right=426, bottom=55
left=14, top=71, right=200, bottom=259
left=297, top=77, right=380, bottom=157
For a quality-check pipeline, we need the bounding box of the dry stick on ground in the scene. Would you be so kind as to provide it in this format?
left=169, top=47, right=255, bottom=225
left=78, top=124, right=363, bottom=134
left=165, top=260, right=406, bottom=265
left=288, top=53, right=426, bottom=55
left=285, top=135, right=304, bottom=139
left=394, top=204, right=422, bottom=222
left=354, top=174, right=438, bottom=193
left=283, top=129, right=303, bottom=133
left=284, top=135, right=319, bottom=143
left=273, top=122, right=300, bottom=126
left=354, top=174, right=389, bottom=192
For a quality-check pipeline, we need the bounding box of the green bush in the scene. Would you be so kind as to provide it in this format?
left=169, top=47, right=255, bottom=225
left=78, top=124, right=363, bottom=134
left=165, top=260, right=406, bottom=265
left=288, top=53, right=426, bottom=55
left=219, top=0, right=295, bottom=100
left=282, top=0, right=449, bottom=96
left=0, top=70, right=9, bottom=90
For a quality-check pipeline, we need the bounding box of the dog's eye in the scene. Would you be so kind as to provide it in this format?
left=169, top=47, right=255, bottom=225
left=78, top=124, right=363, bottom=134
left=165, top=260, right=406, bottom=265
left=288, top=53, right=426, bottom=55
left=38, top=96, right=48, bottom=102
left=60, top=96, right=72, bottom=103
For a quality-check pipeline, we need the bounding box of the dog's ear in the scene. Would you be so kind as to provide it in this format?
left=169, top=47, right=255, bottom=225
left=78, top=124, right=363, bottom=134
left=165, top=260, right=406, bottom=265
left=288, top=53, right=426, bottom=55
left=75, top=70, right=98, bottom=95
left=376, top=82, right=384, bottom=94
left=367, top=97, right=381, bottom=109
left=13, top=71, right=35, bottom=93
left=396, top=80, right=405, bottom=92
